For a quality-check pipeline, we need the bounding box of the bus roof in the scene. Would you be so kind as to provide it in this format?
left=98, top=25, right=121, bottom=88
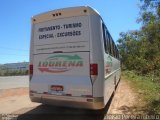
left=32, top=6, right=100, bottom=24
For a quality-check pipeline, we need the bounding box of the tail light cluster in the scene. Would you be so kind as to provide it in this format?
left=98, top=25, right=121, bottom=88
left=29, top=64, right=33, bottom=81
left=90, top=64, right=98, bottom=84
left=29, top=64, right=33, bottom=75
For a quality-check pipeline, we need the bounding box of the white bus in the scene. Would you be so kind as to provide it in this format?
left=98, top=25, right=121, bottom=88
left=29, top=6, right=121, bottom=110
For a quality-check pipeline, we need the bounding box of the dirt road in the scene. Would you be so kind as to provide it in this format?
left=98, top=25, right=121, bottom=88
left=107, top=79, right=138, bottom=114
left=0, top=76, right=29, bottom=89
left=0, top=79, right=137, bottom=120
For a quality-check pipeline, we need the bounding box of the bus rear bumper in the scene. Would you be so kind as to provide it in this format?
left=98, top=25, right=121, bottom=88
left=30, top=94, right=104, bottom=110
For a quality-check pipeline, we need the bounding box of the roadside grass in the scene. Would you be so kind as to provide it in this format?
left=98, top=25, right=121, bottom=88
left=122, top=70, right=160, bottom=114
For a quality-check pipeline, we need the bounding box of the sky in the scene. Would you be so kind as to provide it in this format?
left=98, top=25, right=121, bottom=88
left=0, top=0, right=141, bottom=64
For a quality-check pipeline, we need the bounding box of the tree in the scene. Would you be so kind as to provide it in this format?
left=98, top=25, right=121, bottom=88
left=117, top=0, right=160, bottom=78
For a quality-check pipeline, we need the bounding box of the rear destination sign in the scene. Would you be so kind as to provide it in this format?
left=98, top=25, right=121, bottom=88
left=38, top=54, right=84, bottom=73
left=38, top=22, right=82, bottom=40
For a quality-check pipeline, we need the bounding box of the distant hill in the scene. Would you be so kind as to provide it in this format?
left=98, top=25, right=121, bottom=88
left=0, top=62, right=29, bottom=71
left=0, top=62, right=29, bottom=76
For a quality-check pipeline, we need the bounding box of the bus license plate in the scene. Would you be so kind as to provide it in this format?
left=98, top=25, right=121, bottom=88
left=50, top=85, right=63, bottom=91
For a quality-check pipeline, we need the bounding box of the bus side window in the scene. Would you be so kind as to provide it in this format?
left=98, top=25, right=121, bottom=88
left=109, top=36, right=112, bottom=55
left=102, top=23, right=107, bottom=53
left=115, top=47, right=118, bottom=58
left=113, top=42, right=116, bottom=58
left=116, top=47, right=119, bottom=59
left=105, top=28, right=109, bottom=53
left=117, top=49, right=120, bottom=59
left=106, top=31, right=111, bottom=55
left=105, top=30, right=110, bottom=54
left=111, top=39, right=114, bottom=56
left=111, top=37, right=116, bottom=58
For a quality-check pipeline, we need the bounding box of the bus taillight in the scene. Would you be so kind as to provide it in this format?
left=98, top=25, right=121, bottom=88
left=90, top=64, right=98, bottom=83
left=29, top=64, right=33, bottom=75
left=90, top=64, right=98, bottom=75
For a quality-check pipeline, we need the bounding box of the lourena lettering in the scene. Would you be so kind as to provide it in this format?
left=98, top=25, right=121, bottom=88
left=38, top=54, right=83, bottom=73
